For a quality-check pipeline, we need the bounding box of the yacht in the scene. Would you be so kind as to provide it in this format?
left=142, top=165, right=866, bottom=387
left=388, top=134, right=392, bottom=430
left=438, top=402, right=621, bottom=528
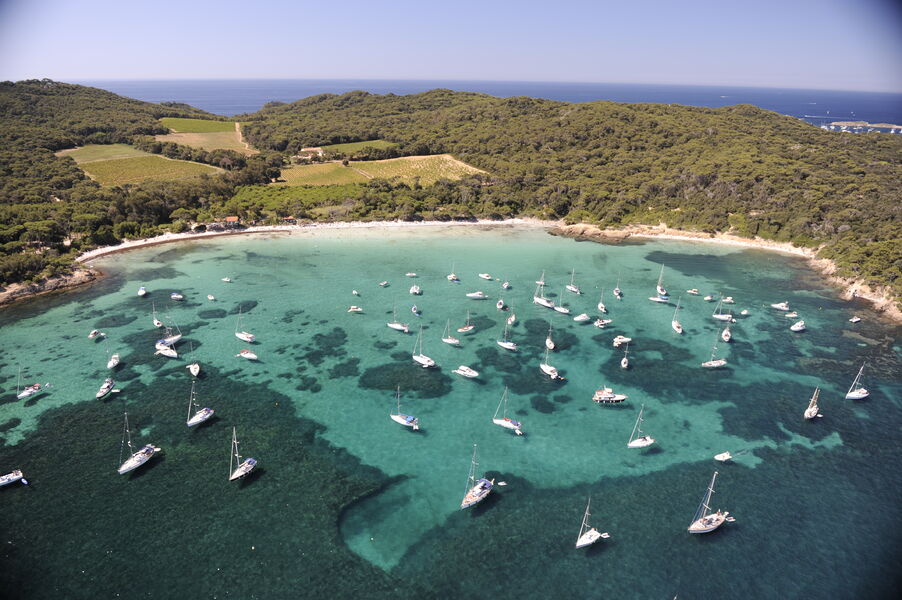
left=88, top=329, right=104, bottom=339
left=96, top=378, right=115, bottom=399
left=228, top=427, right=258, bottom=481
left=687, top=288, right=699, bottom=295
left=593, top=387, right=628, bottom=404
left=770, top=301, right=790, bottom=311
left=496, top=299, right=505, bottom=310
left=441, top=320, right=460, bottom=345
left=478, top=273, right=493, bottom=280
left=405, top=272, right=417, bottom=277
left=849, top=316, right=861, bottom=323
left=207, top=295, right=215, bottom=301
left=186, top=381, right=214, bottom=427
left=379, top=281, right=389, bottom=287
left=452, top=365, right=479, bottom=378
left=594, top=318, right=612, bottom=328
left=347, top=306, right=363, bottom=313
left=387, top=307, right=410, bottom=333
left=573, top=313, right=590, bottom=322
left=0, top=470, right=26, bottom=487
left=409, top=285, right=421, bottom=295
left=612, top=335, right=632, bottom=348
left=236, top=349, right=258, bottom=360
left=170, top=292, right=184, bottom=301
left=790, top=320, right=806, bottom=332
left=785, top=311, right=799, bottom=318
left=722, top=296, right=735, bottom=304
left=466, top=291, right=487, bottom=299
left=221, top=277, right=231, bottom=282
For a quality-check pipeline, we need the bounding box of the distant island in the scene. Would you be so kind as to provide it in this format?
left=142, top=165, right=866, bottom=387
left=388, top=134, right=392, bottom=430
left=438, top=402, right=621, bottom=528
left=0, top=79, right=899, bottom=316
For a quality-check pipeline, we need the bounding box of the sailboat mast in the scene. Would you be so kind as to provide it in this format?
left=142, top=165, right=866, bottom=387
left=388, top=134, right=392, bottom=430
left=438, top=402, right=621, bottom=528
left=466, top=444, right=478, bottom=491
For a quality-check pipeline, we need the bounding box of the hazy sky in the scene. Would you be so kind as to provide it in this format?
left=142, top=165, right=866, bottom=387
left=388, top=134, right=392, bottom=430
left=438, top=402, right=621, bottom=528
left=1, top=0, right=900, bottom=92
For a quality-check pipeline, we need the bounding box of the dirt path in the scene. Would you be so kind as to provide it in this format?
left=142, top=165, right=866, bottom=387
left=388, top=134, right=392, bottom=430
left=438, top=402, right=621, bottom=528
left=235, top=122, right=252, bottom=151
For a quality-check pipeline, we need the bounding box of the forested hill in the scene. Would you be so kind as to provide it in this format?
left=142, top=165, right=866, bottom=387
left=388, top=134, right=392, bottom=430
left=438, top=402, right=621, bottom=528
left=241, top=90, right=901, bottom=295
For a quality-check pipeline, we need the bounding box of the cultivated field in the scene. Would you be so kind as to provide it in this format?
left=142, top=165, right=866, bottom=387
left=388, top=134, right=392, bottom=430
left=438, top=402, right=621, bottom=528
left=78, top=156, right=220, bottom=186
left=278, top=154, right=483, bottom=186
left=320, top=139, right=397, bottom=154
left=56, top=143, right=150, bottom=163
left=157, top=117, right=257, bottom=155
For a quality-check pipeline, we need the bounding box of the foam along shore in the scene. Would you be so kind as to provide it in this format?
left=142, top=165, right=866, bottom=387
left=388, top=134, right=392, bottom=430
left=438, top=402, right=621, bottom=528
left=550, top=223, right=901, bottom=323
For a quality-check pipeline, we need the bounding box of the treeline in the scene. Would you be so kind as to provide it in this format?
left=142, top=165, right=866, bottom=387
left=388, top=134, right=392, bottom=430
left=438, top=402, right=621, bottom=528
left=239, top=90, right=902, bottom=298
left=0, top=79, right=280, bottom=285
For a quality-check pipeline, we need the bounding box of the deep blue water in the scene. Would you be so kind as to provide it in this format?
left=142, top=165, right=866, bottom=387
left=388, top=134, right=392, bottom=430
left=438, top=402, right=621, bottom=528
left=76, top=79, right=902, bottom=126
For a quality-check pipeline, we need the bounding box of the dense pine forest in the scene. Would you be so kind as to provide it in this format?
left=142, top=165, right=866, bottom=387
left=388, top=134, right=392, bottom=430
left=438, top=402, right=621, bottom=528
left=0, top=80, right=899, bottom=302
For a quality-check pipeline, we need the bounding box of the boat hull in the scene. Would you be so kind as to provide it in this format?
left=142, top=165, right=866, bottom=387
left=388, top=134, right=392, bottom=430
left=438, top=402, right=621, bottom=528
left=575, top=529, right=608, bottom=548
left=412, top=354, right=436, bottom=368
left=845, top=389, right=868, bottom=400
left=688, top=511, right=728, bottom=534
left=452, top=366, right=479, bottom=378
left=460, top=479, right=493, bottom=509
left=627, top=436, right=655, bottom=448
left=229, top=458, right=257, bottom=481
left=118, top=445, right=161, bottom=475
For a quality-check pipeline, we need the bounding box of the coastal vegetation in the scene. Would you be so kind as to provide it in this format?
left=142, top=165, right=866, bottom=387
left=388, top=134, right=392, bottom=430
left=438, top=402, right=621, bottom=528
left=159, top=117, right=235, bottom=132
left=0, top=80, right=899, bottom=306
left=156, top=117, right=255, bottom=155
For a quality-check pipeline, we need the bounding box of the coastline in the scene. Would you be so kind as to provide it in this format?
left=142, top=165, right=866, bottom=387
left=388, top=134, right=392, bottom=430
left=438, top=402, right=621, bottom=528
left=2, top=219, right=898, bottom=323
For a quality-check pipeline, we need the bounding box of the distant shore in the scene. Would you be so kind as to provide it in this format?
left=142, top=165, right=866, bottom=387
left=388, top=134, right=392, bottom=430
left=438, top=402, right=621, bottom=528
left=1, top=219, right=898, bottom=323
left=829, top=120, right=901, bottom=129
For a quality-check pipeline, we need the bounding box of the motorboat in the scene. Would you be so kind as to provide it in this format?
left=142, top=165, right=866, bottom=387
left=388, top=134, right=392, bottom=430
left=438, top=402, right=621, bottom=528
left=790, top=320, right=806, bottom=332
left=540, top=348, right=560, bottom=380
left=207, top=294, right=215, bottom=301
left=849, top=316, right=861, bottom=323
left=594, top=318, right=612, bottom=328
left=740, top=309, right=749, bottom=315
left=16, top=382, right=47, bottom=401
left=722, top=296, right=735, bottom=304
left=409, top=285, right=421, bottom=295
left=170, top=292, right=184, bottom=301
left=648, top=295, right=669, bottom=303
left=379, top=281, right=389, bottom=287
left=466, top=291, right=487, bottom=299
left=221, top=277, right=231, bottom=282
left=501, top=281, right=510, bottom=290
left=96, top=378, right=115, bottom=399
left=107, top=353, right=121, bottom=369
left=785, top=311, right=799, bottom=318
left=452, top=365, right=479, bottom=378
left=714, top=452, right=733, bottom=462
left=612, top=335, right=632, bottom=348
left=721, top=327, right=731, bottom=342
left=573, top=313, right=590, bottom=322
left=478, top=273, right=492, bottom=280
left=687, top=289, right=699, bottom=295
left=593, top=387, right=627, bottom=404
left=88, top=329, right=104, bottom=339
left=770, top=301, right=790, bottom=311
left=447, top=273, right=459, bottom=282
left=411, top=305, right=420, bottom=315
left=347, top=306, right=364, bottom=313
left=236, top=349, right=258, bottom=360
left=352, top=290, right=359, bottom=296
left=703, top=295, right=714, bottom=302
left=138, top=286, right=147, bottom=296
left=496, top=299, right=505, bottom=310
left=405, top=272, right=417, bottom=277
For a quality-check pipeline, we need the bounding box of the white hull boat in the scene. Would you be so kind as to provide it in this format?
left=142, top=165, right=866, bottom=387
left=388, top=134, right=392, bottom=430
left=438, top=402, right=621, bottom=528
left=409, top=285, right=421, bottom=295
left=412, top=328, right=436, bottom=367
left=687, top=471, right=733, bottom=534
left=466, top=291, right=487, bottom=299
left=391, top=387, right=419, bottom=431
left=804, top=387, right=821, bottom=420
left=235, top=331, right=256, bottom=343
left=771, top=301, right=789, bottom=311
left=187, top=362, right=201, bottom=377
left=138, top=287, right=147, bottom=297
left=648, top=296, right=668, bottom=303
left=107, top=353, right=120, bottom=369
left=229, top=427, right=257, bottom=481
left=790, top=320, right=806, bottom=332
left=612, top=335, right=632, bottom=347
left=387, top=322, right=409, bottom=333
left=573, top=313, right=590, bottom=322
left=845, top=364, right=869, bottom=400
left=347, top=306, right=363, bottom=313
left=492, top=388, right=524, bottom=435
left=457, top=310, right=475, bottom=333
left=0, top=470, right=25, bottom=487
left=575, top=497, right=610, bottom=548
left=186, top=381, right=214, bottom=427
left=460, top=445, right=493, bottom=509
left=117, top=413, right=160, bottom=475
left=236, top=349, right=258, bottom=360
left=96, top=378, right=115, bottom=398
left=540, top=348, right=559, bottom=379
left=452, top=365, right=479, bottom=378
left=721, top=327, right=731, bottom=343
left=594, top=318, right=612, bottom=328
left=441, top=320, right=460, bottom=345
left=627, top=404, right=655, bottom=448
left=593, top=387, right=627, bottom=404
left=478, top=273, right=492, bottom=280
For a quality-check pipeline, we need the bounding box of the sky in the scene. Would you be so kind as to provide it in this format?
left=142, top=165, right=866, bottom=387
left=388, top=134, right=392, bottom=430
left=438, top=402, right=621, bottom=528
left=0, top=0, right=900, bottom=92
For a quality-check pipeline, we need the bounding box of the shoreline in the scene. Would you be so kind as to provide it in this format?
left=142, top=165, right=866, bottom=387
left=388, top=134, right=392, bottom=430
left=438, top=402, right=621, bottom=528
left=2, top=219, right=898, bottom=323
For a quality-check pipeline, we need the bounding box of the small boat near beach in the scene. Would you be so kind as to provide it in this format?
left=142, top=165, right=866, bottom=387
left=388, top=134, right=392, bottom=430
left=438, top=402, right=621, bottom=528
left=575, top=497, right=610, bottom=548
left=228, top=427, right=257, bottom=481
left=594, top=318, right=612, bottom=328
left=597, top=288, right=607, bottom=313
left=447, top=263, right=459, bottom=282
left=460, top=445, right=493, bottom=509
left=492, top=387, right=524, bottom=435
left=687, top=471, right=734, bottom=534
left=452, top=365, right=479, bottom=378
left=117, top=413, right=161, bottom=475
left=405, top=272, right=417, bottom=277
left=379, top=281, right=389, bottom=287
left=221, top=277, right=231, bottom=282
left=655, top=264, right=668, bottom=298
left=496, top=298, right=505, bottom=310
left=207, top=294, right=215, bottom=301
left=714, top=452, right=733, bottom=462
left=566, top=269, right=581, bottom=294
left=107, top=352, right=121, bottom=369
left=88, top=329, right=104, bottom=340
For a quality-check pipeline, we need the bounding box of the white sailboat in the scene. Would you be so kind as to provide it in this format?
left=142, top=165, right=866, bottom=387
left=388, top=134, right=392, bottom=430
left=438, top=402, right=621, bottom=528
left=672, top=296, right=683, bottom=334
left=540, top=347, right=560, bottom=380
left=575, top=497, right=610, bottom=548
left=186, top=381, right=214, bottom=427
left=712, top=297, right=733, bottom=322
left=597, top=288, right=607, bottom=313
left=152, top=302, right=164, bottom=328
left=234, top=306, right=256, bottom=343
left=721, top=326, right=731, bottom=343
left=387, top=306, right=410, bottom=333
left=390, top=386, right=419, bottom=430
left=535, top=270, right=546, bottom=286
left=15, top=368, right=49, bottom=401
left=655, top=264, right=668, bottom=297
left=409, top=284, right=421, bottom=295
left=553, top=287, right=571, bottom=314
left=627, top=404, right=655, bottom=448
left=412, top=327, right=436, bottom=368
left=701, top=334, right=727, bottom=368
left=533, top=283, right=555, bottom=308
left=492, top=387, right=524, bottom=434
left=845, top=364, right=868, bottom=399
left=155, top=340, right=178, bottom=359
left=117, top=413, right=161, bottom=475
left=566, top=268, right=581, bottom=294
left=228, top=426, right=257, bottom=481
left=613, top=275, right=623, bottom=299
left=804, top=387, right=821, bottom=420
left=620, top=343, right=630, bottom=369
left=105, top=338, right=120, bottom=369
left=497, top=322, right=518, bottom=351
left=441, top=320, right=460, bottom=345
left=186, top=341, right=201, bottom=377
left=460, top=444, right=493, bottom=509
left=447, top=262, right=459, bottom=282
left=687, top=471, right=733, bottom=534
left=456, top=310, right=475, bottom=333
left=545, top=323, right=555, bottom=350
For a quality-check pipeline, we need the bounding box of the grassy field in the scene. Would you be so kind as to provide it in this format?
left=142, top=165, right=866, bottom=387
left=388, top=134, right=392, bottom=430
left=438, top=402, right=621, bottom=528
left=320, top=140, right=397, bottom=154
left=55, top=144, right=150, bottom=163
left=278, top=154, right=483, bottom=186
left=79, top=156, right=220, bottom=186
left=159, top=117, right=235, bottom=133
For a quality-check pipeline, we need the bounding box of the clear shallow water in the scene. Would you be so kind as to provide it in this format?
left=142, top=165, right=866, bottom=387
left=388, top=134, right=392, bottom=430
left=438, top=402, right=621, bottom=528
left=1, top=225, right=900, bottom=598
left=77, top=79, right=902, bottom=126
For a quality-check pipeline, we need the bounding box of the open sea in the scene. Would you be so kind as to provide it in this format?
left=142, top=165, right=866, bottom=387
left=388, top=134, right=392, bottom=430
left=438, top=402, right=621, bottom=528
left=76, top=79, right=902, bottom=129
left=0, top=224, right=900, bottom=599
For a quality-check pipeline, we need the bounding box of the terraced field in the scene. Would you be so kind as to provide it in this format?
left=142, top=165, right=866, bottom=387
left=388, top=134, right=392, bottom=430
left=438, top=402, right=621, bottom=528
left=157, top=117, right=256, bottom=155
left=278, top=154, right=483, bottom=186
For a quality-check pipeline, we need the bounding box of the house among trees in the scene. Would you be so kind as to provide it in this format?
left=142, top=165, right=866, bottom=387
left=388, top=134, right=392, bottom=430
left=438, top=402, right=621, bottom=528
left=292, top=147, right=324, bottom=162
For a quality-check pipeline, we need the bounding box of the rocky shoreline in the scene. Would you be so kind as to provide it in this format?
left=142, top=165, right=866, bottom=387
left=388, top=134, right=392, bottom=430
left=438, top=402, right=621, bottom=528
left=0, top=268, right=99, bottom=307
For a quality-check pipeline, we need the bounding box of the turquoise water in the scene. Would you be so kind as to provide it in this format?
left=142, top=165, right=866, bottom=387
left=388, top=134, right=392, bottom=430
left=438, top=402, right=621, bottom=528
left=1, top=224, right=900, bottom=599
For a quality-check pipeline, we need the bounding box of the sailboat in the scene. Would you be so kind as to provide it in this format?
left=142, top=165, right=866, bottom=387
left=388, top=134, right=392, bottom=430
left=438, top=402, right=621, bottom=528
left=447, top=262, right=459, bottom=282
left=533, top=283, right=555, bottom=308
left=540, top=347, right=560, bottom=380
left=497, top=322, right=517, bottom=351
left=155, top=339, right=178, bottom=359
left=390, top=386, right=419, bottom=430
left=656, top=264, right=668, bottom=297
left=186, top=381, right=214, bottom=427
left=553, top=287, right=571, bottom=314
left=804, top=387, right=821, bottom=420
left=15, top=368, right=49, bottom=401
left=712, top=297, right=733, bottom=322
left=671, top=296, right=683, bottom=334
left=456, top=310, right=475, bottom=333
left=412, top=327, right=436, bottom=367
left=441, top=320, right=460, bottom=345
left=234, top=306, right=256, bottom=343
left=701, top=335, right=727, bottom=368
left=545, top=323, right=555, bottom=350
left=575, top=497, right=610, bottom=548
left=460, top=444, right=493, bottom=509
left=597, top=288, right=607, bottom=313
left=387, top=306, right=410, bottom=333
left=535, top=270, right=546, bottom=286
left=566, top=269, right=581, bottom=294
left=152, top=302, right=163, bottom=328
left=228, top=427, right=257, bottom=481
left=627, top=404, right=655, bottom=448
left=844, top=364, right=868, bottom=399
left=687, top=471, right=733, bottom=534
left=613, top=274, right=623, bottom=299
left=105, top=338, right=120, bottom=369
left=506, top=311, right=516, bottom=326
left=117, top=413, right=161, bottom=475
left=721, top=326, right=731, bottom=342
left=186, top=341, right=201, bottom=377
left=620, top=343, right=630, bottom=369
left=492, top=387, right=524, bottom=434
